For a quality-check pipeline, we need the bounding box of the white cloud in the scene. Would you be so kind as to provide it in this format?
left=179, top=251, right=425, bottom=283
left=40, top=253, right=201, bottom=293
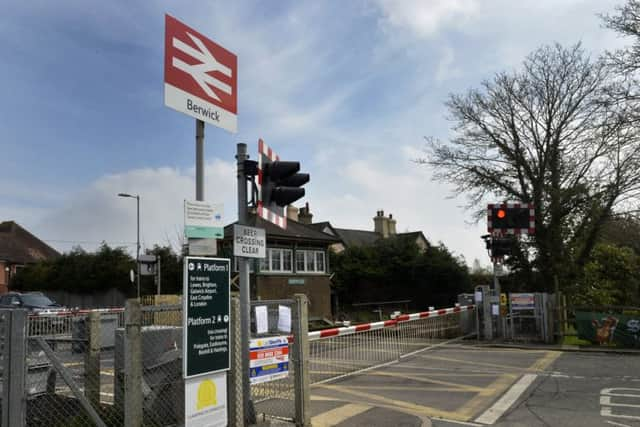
left=375, top=0, right=480, bottom=39
left=31, top=160, right=236, bottom=254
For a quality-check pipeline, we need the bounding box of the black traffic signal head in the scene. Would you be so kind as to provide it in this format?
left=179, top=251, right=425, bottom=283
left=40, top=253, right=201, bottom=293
left=490, top=206, right=531, bottom=230
left=262, top=161, right=310, bottom=207
left=491, top=237, right=515, bottom=257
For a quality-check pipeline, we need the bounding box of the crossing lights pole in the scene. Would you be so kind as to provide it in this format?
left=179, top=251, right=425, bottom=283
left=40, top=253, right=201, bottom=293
left=236, top=143, right=255, bottom=424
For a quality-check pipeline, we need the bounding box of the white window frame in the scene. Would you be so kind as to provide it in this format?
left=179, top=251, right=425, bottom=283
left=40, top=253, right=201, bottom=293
left=259, top=248, right=292, bottom=273
left=295, top=249, right=326, bottom=274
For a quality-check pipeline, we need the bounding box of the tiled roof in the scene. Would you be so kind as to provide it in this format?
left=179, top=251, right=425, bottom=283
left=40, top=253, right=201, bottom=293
left=0, top=221, right=60, bottom=264
left=333, top=228, right=381, bottom=247
left=223, top=215, right=341, bottom=245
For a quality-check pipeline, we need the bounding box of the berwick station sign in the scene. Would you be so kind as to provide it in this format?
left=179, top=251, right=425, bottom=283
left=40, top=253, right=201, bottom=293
left=164, top=14, right=238, bottom=133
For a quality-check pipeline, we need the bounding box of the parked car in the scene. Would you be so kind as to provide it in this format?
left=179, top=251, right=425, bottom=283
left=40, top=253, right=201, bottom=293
left=0, top=292, right=69, bottom=335
left=0, top=292, right=64, bottom=313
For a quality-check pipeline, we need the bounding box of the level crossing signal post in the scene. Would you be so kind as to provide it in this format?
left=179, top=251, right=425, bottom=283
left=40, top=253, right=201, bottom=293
left=484, top=203, right=536, bottom=339
left=236, top=140, right=309, bottom=424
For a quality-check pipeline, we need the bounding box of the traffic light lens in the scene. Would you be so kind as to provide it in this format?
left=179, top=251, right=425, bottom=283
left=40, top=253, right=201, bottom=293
left=497, top=209, right=506, bottom=219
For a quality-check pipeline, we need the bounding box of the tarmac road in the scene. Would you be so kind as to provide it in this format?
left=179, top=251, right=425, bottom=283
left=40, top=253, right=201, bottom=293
left=307, top=343, right=640, bottom=427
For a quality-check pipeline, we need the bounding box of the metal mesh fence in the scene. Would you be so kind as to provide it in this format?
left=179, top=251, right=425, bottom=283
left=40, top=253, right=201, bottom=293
left=249, top=299, right=298, bottom=422
left=19, top=303, right=183, bottom=427
left=137, top=304, right=183, bottom=426
left=25, top=311, right=123, bottom=427
left=4, top=300, right=472, bottom=427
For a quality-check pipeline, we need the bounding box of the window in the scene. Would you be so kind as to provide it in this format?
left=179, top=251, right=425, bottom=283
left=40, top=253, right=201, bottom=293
left=296, top=251, right=305, bottom=272
left=295, top=250, right=326, bottom=273
left=260, top=248, right=292, bottom=273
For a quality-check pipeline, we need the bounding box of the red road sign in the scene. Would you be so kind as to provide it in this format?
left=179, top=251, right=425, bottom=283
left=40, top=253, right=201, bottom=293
left=164, top=14, right=238, bottom=133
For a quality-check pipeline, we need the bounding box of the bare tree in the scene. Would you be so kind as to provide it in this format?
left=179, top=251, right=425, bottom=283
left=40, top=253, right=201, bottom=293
left=602, top=0, right=640, bottom=76
left=420, top=43, right=640, bottom=289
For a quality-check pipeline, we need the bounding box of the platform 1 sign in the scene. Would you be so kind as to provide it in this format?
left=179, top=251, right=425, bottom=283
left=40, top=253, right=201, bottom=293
left=183, top=257, right=230, bottom=378
left=249, top=336, right=289, bottom=384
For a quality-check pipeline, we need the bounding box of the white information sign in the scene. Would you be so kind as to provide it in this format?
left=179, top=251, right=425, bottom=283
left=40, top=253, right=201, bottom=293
left=185, top=200, right=224, bottom=239
left=277, top=305, right=291, bottom=333
left=233, top=225, right=266, bottom=259
left=255, top=305, right=269, bottom=334
left=184, top=372, right=227, bottom=427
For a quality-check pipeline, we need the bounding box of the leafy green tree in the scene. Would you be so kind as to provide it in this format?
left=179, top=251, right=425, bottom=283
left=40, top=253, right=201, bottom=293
left=143, top=245, right=183, bottom=295
left=331, top=237, right=470, bottom=311
left=568, top=243, right=640, bottom=307
left=12, top=243, right=136, bottom=295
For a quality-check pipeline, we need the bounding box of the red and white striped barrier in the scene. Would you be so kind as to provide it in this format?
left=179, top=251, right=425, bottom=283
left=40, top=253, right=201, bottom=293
left=308, top=304, right=474, bottom=341
left=28, top=307, right=125, bottom=317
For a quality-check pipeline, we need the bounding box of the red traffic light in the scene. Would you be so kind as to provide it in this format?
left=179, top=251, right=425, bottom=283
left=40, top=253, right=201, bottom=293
left=496, top=209, right=506, bottom=219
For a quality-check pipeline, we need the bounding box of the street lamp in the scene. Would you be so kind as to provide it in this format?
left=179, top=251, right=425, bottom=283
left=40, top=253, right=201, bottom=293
left=118, top=193, right=140, bottom=299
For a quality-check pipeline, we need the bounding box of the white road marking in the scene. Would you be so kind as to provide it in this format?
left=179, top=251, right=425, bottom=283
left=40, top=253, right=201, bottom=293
left=433, top=418, right=483, bottom=426
left=600, top=387, right=640, bottom=422
left=474, top=374, right=537, bottom=425
left=605, top=420, right=632, bottom=427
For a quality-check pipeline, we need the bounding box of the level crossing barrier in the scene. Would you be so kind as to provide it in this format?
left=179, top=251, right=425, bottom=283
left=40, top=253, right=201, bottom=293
left=250, top=303, right=475, bottom=424
left=308, top=305, right=475, bottom=385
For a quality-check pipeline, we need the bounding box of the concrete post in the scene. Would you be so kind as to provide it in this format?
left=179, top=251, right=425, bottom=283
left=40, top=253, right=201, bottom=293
left=85, top=311, right=101, bottom=408
left=293, top=294, right=310, bottom=427
left=228, top=296, right=244, bottom=427
left=2, top=310, right=27, bottom=427
left=125, top=299, right=143, bottom=427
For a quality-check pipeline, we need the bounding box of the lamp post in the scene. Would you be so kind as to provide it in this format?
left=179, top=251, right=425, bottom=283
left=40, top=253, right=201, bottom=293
left=118, top=193, right=140, bottom=299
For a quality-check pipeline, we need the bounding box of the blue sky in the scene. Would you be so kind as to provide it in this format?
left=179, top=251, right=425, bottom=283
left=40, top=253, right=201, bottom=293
left=0, top=0, right=626, bottom=266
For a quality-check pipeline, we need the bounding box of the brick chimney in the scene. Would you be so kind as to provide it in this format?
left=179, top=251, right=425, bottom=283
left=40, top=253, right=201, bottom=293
left=287, top=205, right=299, bottom=221
left=373, top=210, right=390, bottom=238
left=298, top=202, right=313, bottom=225
left=388, top=213, right=396, bottom=236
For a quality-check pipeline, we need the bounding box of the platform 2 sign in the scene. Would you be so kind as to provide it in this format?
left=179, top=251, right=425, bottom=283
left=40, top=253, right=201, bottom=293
left=183, top=257, right=230, bottom=378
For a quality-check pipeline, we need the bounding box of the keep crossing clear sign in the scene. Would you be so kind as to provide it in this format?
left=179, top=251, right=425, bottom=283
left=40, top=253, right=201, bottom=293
left=183, top=257, right=230, bottom=378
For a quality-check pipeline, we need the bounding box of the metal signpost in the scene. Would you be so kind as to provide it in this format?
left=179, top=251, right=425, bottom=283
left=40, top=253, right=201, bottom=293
left=183, top=256, right=230, bottom=426
left=165, top=16, right=238, bottom=425
left=235, top=143, right=255, bottom=423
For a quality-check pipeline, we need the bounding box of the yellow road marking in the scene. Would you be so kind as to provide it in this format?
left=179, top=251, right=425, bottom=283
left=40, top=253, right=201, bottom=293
left=528, top=351, right=561, bottom=371
left=63, top=362, right=83, bottom=367
left=316, top=383, right=468, bottom=420
left=417, top=354, right=538, bottom=372
left=339, top=385, right=490, bottom=393
left=455, top=373, right=518, bottom=419
left=365, top=371, right=487, bottom=393
left=454, top=350, right=561, bottom=420
left=311, top=403, right=371, bottom=426
left=311, top=349, right=564, bottom=423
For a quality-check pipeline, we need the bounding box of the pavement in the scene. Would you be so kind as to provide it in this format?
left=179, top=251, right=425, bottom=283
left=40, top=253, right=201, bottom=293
left=304, top=342, right=640, bottom=427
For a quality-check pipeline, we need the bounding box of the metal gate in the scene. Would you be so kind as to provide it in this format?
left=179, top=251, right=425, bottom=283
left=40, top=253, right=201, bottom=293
left=505, top=293, right=553, bottom=343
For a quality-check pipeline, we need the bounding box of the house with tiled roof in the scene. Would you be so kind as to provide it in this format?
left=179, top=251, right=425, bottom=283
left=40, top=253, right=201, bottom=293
left=310, top=210, right=429, bottom=253
left=0, top=221, right=59, bottom=294
left=220, top=212, right=340, bottom=320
